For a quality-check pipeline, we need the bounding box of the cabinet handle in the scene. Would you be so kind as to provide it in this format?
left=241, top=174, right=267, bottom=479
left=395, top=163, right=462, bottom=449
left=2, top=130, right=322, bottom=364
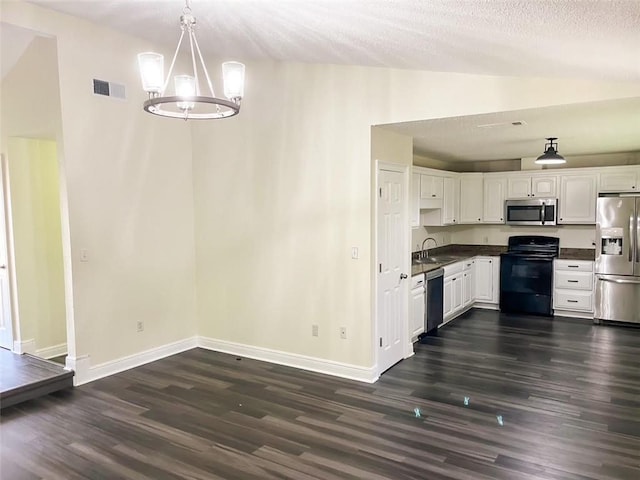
left=567, top=265, right=579, bottom=268
left=489, top=260, right=492, bottom=263
left=567, top=300, right=579, bottom=303
left=432, top=194, right=436, bottom=197
left=568, top=280, right=579, bottom=283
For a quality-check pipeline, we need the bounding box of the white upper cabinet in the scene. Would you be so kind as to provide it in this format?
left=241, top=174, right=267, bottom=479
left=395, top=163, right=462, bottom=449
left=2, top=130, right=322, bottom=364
left=599, top=168, right=640, bottom=192
left=483, top=177, right=506, bottom=223
left=532, top=176, right=557, bottom=197
left=420, top=175, right=444, bottom=200
left=459, top=173, right=483, bottom=224
left=558, top=174, right=597, bottom=224
left=507, top=175, right=557, bottom=198
left=410, top=172, right=420, bottom=228
left=442, top=177, right=459, bottom=225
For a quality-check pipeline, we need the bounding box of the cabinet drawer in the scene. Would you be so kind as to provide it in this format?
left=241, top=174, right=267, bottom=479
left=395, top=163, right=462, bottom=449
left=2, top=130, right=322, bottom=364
left=554, top=260, right=593, bottom=272
left=444, top=261, right=464, bottom=276
left=555, top=271, right=593, bottom=291
left=554, top=291, right=592, bottom=311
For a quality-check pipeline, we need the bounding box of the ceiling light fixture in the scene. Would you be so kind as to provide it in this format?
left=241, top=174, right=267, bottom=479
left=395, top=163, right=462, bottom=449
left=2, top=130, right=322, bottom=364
left=535, top=137, right=566, bottom=165
left=137, top=0, right=245, bottom=120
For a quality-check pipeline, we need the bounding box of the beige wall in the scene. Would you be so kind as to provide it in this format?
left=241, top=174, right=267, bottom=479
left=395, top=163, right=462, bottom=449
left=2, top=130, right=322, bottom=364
left=1, top=2, right=198, bottom=367
left=192, top=59, right=640, bottom=370
left=4, top=0, right=640, bottom=377
left=7, top=138, right=67, bottom=354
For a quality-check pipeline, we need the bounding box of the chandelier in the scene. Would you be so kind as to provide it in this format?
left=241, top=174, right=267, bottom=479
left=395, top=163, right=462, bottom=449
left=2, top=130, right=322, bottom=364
left=535, top=137, right=566, bottom=165
left=137, top=0, right=245, bottom=120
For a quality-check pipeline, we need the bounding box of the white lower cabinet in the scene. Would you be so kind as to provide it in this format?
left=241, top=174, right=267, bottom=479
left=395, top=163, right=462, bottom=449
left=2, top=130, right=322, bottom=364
left=410, top=274, right=425, bottom=339
left=443, top=262, right=464, bottom=321
left=419, top=256, right=499, bottom=336
left=553, top=260, right=594, bottom=318
left=462, top=259, right=475, bottom=307
left=474, top=256, right=500, bottom=304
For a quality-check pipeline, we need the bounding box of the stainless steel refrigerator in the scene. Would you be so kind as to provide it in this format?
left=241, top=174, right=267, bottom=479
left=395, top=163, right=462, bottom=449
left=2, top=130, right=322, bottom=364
left=595, top=195, right=640, bottom=324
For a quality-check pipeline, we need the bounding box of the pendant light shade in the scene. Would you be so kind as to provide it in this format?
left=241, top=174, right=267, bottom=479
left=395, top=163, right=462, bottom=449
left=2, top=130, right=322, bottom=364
left=535, top=137, right=566, bottom=165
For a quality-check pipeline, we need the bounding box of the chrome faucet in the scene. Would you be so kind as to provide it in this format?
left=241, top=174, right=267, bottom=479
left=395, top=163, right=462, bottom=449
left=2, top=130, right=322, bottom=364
left=421, top=237, right=437, bottom=258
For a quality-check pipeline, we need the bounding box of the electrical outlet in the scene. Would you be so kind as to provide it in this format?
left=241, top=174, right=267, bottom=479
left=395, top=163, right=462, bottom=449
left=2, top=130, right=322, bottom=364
left=80, top=249, right=89, bottom=262
left=351, top=247, right=359, bottom=259
left=340, top=327, right=347, bottom=339
left=312, top=324, right=319, bottom=337
left=483, top=236, right=489, bottom=244
left=136, top=321, right=144, bottom=332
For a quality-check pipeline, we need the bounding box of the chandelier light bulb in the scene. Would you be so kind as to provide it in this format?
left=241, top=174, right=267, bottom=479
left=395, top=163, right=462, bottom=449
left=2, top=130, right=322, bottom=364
left=174, top=75, right=196, bottom=111
left=137, top=52, right=164, bottom=94
left=222, top=62, right=246, bottom=100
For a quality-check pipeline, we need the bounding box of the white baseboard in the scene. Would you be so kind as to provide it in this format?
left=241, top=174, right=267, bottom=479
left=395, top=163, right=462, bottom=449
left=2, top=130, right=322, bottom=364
left=553, top=310, right=594, bottom=320
left=474, top=303, right=500, bottom=311
left=198, top=336, right=379, bottom=384
left=72, top=336, right=198, bottom=386
left=13, top=338, right=36, bottom=354
left=36, top=343, right=67, bottom=359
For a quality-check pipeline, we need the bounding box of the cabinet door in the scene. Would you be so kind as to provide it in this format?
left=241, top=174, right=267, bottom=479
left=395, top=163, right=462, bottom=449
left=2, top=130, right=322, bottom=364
left=507, top=176, right=531, bottom=198
left=532, top=176, right=557, bottom=198
left=463, top=270, right=474, bottom=307
left=474, top=257, right=493, bottom=302
left=410, top=173, right=420, bottom=228
left=443, top=277, right=453, bottom=318
left=452, top=276, right=463, bottom=313
left=420, top=175, right=444, bottom=200
left=483, top=178, right=506, bottom=223
left=491, top=257, right=500, bottom=304
left=442, top=177, right=459, bottom=225
left=599, top=169, right=638, bottom=192
left=410, top=289, right=425, bottom=338
left=559, top=174, right=597, bottom=224
left=459, top=174, right=483, bottom=223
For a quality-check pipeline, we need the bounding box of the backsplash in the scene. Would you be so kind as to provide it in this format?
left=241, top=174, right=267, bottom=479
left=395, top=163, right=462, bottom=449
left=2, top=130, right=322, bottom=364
left=412, top=224, right=596, bottom=252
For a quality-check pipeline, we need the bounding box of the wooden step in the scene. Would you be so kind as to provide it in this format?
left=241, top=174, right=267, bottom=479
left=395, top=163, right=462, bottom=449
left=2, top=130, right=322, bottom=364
left=0, top=349, right=74, bottom=410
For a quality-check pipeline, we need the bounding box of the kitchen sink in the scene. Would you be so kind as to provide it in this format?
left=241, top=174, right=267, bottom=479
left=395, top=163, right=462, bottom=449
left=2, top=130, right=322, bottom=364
left=414, top=255, right=461, bottom=265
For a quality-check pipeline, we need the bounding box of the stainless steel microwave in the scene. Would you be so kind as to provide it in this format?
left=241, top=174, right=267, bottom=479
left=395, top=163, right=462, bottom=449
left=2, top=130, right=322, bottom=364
left=505, top=198, right=557, bottom=226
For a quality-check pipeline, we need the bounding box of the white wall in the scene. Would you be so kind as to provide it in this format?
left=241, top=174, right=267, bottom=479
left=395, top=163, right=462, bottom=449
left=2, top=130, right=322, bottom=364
left=1, top=2, right=198, bottom=371
left=7, top=138, right=67, bottom=355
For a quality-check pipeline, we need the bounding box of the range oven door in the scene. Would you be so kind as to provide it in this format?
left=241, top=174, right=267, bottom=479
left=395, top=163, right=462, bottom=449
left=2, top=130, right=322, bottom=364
left=500, top=254, right=554, bottom=316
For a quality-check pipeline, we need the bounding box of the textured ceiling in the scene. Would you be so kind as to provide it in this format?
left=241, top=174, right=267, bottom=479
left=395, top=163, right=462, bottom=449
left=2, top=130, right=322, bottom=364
left=382, top=97, right=640, bottom=162
left=29, top=0, right=640, bottom=81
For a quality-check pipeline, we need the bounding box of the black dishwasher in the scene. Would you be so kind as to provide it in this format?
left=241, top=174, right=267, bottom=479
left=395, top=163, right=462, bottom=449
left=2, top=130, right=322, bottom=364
left=424, top=268, right=444, bottom=334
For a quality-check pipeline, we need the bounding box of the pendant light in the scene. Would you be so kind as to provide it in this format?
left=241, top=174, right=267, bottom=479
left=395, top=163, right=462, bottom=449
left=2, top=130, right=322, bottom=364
left=137, top=0, right=245, bottom=120
left=535, top=137, right=566, bottom=165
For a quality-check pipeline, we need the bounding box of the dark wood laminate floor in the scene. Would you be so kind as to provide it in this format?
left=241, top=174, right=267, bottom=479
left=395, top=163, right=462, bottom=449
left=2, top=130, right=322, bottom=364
left=0, top=349, right=74, bottom=410
left=1, top=310, right=639, bottom=480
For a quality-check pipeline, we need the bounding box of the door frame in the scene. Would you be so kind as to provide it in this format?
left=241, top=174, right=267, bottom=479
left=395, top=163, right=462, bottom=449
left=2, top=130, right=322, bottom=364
left=0, top=154, right=16, bottom=350
left=373, top=161, right=412, bottom=378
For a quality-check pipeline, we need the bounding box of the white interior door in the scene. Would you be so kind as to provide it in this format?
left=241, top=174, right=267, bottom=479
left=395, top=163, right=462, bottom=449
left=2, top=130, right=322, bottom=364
left=0, top=155, right=14, bottom=350
left=377, top=167, right=407, bottom=374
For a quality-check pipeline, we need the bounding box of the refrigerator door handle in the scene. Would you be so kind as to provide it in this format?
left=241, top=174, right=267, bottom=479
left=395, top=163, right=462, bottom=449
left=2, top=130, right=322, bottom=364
left=630, top=215, right=635, bottom=262
left=636, top=214, right=640, bottom=264
left=597, top=275, right=640, bottom=285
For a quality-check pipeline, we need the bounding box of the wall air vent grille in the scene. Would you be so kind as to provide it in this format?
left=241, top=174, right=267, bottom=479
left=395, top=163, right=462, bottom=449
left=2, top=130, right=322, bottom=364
left=93, top=79, right=126, bottom=100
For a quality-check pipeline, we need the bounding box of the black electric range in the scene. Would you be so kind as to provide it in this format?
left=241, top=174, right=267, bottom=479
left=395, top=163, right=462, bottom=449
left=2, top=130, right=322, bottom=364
left=500, top=236, right=560, bottom=316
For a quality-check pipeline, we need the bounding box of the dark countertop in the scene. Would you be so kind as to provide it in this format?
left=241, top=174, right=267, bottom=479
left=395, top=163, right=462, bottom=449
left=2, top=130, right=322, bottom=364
left=411, top=244, right=595, bottom=276
left=558, top=248, right=596, bottom=261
